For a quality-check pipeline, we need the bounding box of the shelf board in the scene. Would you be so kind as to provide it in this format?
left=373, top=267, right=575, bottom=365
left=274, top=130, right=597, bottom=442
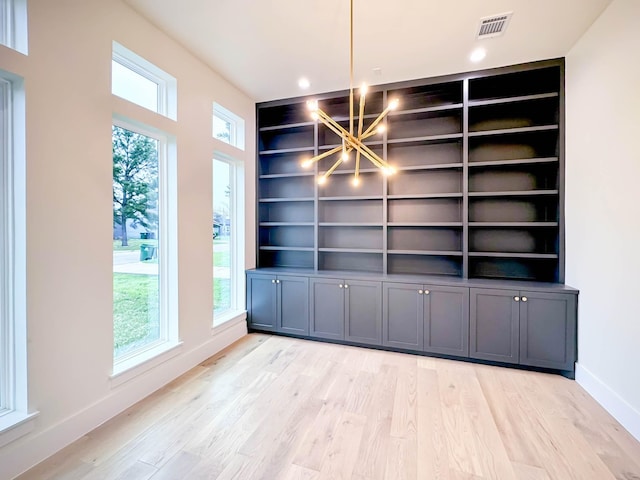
left=259, top=146, right=315, bottom=155
left=259, top=121, right=315, bottom=132
left=397, top=163, right=463, bottom=172
left=468, top=157, right=558, bottom=168
left=319, top=222, right=383, bottom=227
left=259, top=197, right=315, bottom=203
left=387, top=133, right=463, bottom=145
left=388, top=249, right=464, bottom=257
left=469, top=222, right=558, bottom=227
left=259, top=172, right=315, bottom=179
left=259, top=246, right=315, bottom=252
left=468, top=125, right=559, bottom=137
left=387, top=222, right=463, bottom=227
left=468, top=92, right=559, bottom=107
left=259, top=222, right=314, bottom=227
left=390, top=103, right=464, bottom=116
left=319, top=248, right=383, bottom=254
left=319, top=196, right=383, bottom=201
left=469, top=251, right=558, bottom=259
left=387, top=193, right=463, bottom=199
left=468, top=190, right=558, bottom=197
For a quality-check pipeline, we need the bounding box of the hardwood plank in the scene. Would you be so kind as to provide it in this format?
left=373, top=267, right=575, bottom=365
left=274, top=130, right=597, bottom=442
left=317, top=412, right=367, bottom=480
left=512, top=462, right=551, bottom=480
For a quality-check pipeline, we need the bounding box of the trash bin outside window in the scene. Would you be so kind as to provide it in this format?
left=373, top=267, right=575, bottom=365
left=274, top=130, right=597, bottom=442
left=140, top=244, right=156, bottom=261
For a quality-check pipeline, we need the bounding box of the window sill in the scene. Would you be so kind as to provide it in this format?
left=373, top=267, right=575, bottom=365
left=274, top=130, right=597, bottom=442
left=212, top=310, right=247, bottom=332
left=0, top=410, right=39, bottom=448
left=110, top=341, right=183, bottom=388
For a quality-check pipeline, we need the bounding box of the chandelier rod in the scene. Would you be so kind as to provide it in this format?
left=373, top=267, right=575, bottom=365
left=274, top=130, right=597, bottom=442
left=349, top=0, right=354, bottom=136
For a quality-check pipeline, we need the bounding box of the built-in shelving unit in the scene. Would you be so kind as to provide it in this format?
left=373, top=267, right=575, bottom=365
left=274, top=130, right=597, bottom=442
left=256, top=59, right=564, bottom=283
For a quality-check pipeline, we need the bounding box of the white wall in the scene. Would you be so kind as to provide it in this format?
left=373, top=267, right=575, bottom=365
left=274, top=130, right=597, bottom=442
left=566, top=0, right=640, bottom=440
left=0, top=0, right=255, bottom=477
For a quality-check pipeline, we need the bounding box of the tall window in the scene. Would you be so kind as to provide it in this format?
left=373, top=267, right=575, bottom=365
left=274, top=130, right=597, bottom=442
left=0, top=71, right=32, bottom=442
left=112, top=42, right=177, bottom=120
left=0, top=0, right=27, bottom=54
left=112, top=122, right=176, bottom=366
left=213, top=156, right=244, bottom=325
left=213, top=103, right=245, bottom=150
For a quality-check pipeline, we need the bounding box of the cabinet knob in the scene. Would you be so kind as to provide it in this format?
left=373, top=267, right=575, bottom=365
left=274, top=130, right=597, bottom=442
left=522, top=296, right=527, bottom=302
left=271, top=279, right=276, bottom=284
left=424, top=290, right=430, bottom=295
left=514, top=296, right=520, bottom=302
left=418, top=290, right=423, bottom=294
left=276, top=280, right=280, bottom=284
left=344, top=284, right=349, bottom=289
left=339, top=284, right=343, bottom=288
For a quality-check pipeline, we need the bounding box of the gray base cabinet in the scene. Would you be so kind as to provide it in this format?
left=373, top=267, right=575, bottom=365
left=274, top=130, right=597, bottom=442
left=310, top=278, right=382, bottom=345
left=470, top=288, right=577, bottom=370
left=383, top=283, right=469, bottom=357
left=247, top=270, right=577, bottom=375
left=247, top=273, right=309, bottom=335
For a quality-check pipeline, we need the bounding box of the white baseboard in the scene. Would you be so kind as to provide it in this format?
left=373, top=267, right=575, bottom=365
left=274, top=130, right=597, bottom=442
left=0, top=321, right=247, bottom=480
left=575, top=362, right=640, bottom=442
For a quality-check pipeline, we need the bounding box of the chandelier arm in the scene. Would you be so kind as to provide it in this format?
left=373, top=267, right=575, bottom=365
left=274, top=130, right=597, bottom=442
left=355, top=92, right=366, bottom=180
left=321, top=155, right=344, bottom=179
left=348, top=136, right=392, bottom=169
left=362, top=106, right=392, bottom=137
left=306, top=145, right=344, bottom=165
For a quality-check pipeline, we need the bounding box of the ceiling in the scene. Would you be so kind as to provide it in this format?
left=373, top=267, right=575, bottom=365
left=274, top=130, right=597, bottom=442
left=125, top=0, right=612, bottom=102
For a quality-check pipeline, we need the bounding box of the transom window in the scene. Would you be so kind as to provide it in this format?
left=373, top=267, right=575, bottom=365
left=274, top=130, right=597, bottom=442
left=111, top=42, right=177, bottom=120
left=213, top=103, right=245, bottom=150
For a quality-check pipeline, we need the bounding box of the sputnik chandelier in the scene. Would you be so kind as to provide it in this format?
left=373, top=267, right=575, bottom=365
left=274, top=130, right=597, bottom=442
left=301, top=0, right=400, bottom=186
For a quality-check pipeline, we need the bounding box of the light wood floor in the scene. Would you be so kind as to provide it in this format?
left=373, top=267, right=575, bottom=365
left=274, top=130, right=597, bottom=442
left=18, top=334, right=640, bottom=480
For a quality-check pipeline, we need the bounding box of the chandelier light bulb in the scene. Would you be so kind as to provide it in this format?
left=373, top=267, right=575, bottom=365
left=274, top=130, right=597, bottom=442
left=377, top=125, right=386, bottom=134
left=301, top=159, right=312, bottom=168
left=317, top=176, right=327, bottom=185
left=311, top=112, right=319, bottom=121
left=389, top=98, right=400, bottom=110
left=352, top=177, right=360, bottom=187
left=341, top=151, right=350, bottom=162
left=307, top=100, right=319, bottom=112
left=360, top=83, right=368, bottom=96
left=383, top=166, right=396, bottom=176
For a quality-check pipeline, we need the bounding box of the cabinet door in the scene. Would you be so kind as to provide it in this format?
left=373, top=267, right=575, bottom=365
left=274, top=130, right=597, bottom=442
left=277, top=275, right=309, bottom=335
left=519, top=291, right=577, bottom=371
left=470, top=288, right=520, bottom=363
left=424, top=285, right=469, bottom=357
left=310, top=278, right=344, bottom=340
left=383, top=282, right=423, bottom=350
left=345, top=280, right=382, bottom=345
left=246, top=274, right=277, bottom=331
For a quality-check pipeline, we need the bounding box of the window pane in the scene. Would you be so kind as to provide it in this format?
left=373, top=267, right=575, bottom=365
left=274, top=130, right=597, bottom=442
left=112, top=60, right=159, bottom=113
left=112, top=125, right=160, bottom=358
left=0, top=78, right=8, bottom=412
left=213, top=159, right=232, bottom=316
left=213, top=115, right=232, bottom=144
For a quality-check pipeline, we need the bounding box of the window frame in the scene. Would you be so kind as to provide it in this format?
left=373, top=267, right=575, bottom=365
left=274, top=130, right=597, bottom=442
left=213, top=103, right=245, bottom=151
left=212, top=153, right=245, bottom=326
left=0, top=0, right=27, bottom=54
left=111, top=117, right=179, bottom=375
left=111, top=42, right=177, bottom=120
left=0, top=70, right=36, bottom=446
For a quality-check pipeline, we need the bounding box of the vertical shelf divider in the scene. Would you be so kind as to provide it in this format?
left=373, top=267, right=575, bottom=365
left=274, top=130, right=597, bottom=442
left=382, top=89, right=389, bottom=276
left=462, top=79, right=470, bottom=279
left=313, top=116, right=319, bottom=271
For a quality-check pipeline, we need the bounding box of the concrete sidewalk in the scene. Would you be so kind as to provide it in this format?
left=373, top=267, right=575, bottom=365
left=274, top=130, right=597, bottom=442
left=112, top=251, right=230, bottom=277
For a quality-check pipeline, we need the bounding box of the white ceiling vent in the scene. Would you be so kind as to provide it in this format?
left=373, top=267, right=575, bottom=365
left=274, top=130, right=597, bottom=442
left=477, top=12, right=513, bottom=39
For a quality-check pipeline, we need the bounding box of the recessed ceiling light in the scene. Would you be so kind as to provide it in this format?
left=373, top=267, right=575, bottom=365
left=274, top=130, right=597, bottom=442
left=298, top=77, right=311, bottom=89
left=470, top=47, right=487, bottom=63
